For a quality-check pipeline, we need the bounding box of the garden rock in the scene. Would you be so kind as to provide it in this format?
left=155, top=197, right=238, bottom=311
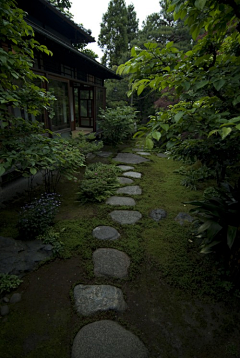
left=74, top=284, right=127, bottom=316
left=123, top=171, right=142, bottom=179
left=1, top=305, right=9, bottom=316
left=110, top=210, right=142, bottom=224
left=175, top=212, right=194, bottom=225
left=117, top=185, right=142, bottom=195
left=106, top=196, right=136, bottom=206
left=92, top=226, right=120, bottom=241
left=72, top=320, right=149, bottom=358
left=10, top=293, right=22, bottom=304
left=113, top=153, right=149, bottom=164
left=150, top=209, right=167, bottom=222
left=157, top=153, right=167, bottom=158
left=93, top=248, right=130, bottom=278
left=0, top=236, right=53, bottom=277
left=117, top=177, right=133, bottom=185
left=117, top=165, right=134, bottom=171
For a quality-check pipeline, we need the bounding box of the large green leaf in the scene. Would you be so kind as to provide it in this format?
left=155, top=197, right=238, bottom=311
left=194, top=0, right=207, bottom=10
left=195, top=80, right=209, bottom=90
left=152, top=131, right=161, bottom=141
left=227, top=225, right=238, bottom=249
left=221, top=127, right=232, bottom=139
left=174, top=111, right=184, bottom=123
left=213, top=79, right=225, bottom=91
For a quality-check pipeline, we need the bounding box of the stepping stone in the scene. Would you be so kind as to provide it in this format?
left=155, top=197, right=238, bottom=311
left=117, top=185, right=142, bottom=195
left=117, top=177, right=134, bottom=185
left=136, top=152, right=151, bottom=156
left=92, top=226, right=120, bottom=241
left=175, top=212, right=194, bottom=225
left=157, top=153, right=167, bottom=158
left=132, top=148, right=144, bottom=151
left=72, top=320, right=149, bottom=358
left=106, top=196, right=136, bottom=206
left=117, top=165, right=134, bottom=171
left=74, top=284, right=127, bottom=316
left=123, top=171, right=142, bottom=179
left=113, top=153, right=149, bottom=164
left=110, top=210, right=142, bottom=225
left=150, top=209, right=167, bottom=222
left=93, top=248, right=130, bottom=278
left=96, top=151, right=112, bottom=158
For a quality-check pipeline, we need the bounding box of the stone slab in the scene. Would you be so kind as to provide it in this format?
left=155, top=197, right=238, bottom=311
left=74, top=284, right=127, bottom=316
left=110, top=210, right=142, bottom=225
left=117, top=165, right=134, bottom=171
left=117, top=185, right=142, bottom=195
left=123, top=171, right=142, bottom=179
left=150, top=209, right=167, bottom=222
left=72, top=320, right=149, bottom=358
left=136, top=152, right=151, bottom=156
left=106, top=196, right=136, bottom=206
left=157, top=153, right=168, bottom=158
left=117, top=177, right=134, bottom=185
left=113, top=153, right=149, bottom=164
left=0, top=236, right=53, bottom=277
left=93, top=248, right=130, bottom=278
left=92, top=226, right=120, bottom=241
left=175, top=212, right=194, bottom=225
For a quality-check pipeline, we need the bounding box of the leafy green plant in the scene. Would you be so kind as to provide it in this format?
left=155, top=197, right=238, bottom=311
left=17, top=193, right=61, bottom=240
left=187, top=178, right=240, bottom=254
left=77, top=163, right=121, bottom=203
left=174, top=165, right=213, bottom=190
left=0, top=274, right=23, bottom=294
left=37, top=227, right=64, bottom=256
left=98, top=106, right=137, bottom=145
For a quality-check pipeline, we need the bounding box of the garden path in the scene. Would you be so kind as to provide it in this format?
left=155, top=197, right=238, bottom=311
left=72, top=150, right=150, bottom=358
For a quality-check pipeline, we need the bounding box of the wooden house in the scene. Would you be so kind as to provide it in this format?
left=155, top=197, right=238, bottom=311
left=17, top=0, right=121, bottom=137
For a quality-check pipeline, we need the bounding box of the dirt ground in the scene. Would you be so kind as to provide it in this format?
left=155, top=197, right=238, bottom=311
left=1, top=253, right=240, bottom=358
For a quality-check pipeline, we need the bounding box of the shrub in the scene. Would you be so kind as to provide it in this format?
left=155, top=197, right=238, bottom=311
left=187, top=178, right=240, bottom=254
left=0, top=274, right=23, bottom=294
left=37, top=227, right=64, bottom=256
left=17, top=193, right=61, bottom=240
left=77, top=163, right=121, bottom=203
left=98, top=106, right=137, bottom=145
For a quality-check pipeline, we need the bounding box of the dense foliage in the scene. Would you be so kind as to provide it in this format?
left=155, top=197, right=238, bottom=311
left=118, top=0, right=240, bottom=174
left=17, top=193, right=61, bottom=240
left=98, top=106, right=137, bottom=145
left=77, top=163, right=121, bottom=203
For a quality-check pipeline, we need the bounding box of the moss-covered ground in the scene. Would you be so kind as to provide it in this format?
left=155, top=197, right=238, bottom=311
left=0, top=141, right=240, bottom=358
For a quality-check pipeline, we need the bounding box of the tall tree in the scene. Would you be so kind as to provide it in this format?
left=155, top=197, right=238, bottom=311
left=98, top=0, right=139, bottom=67
left=127, top=4, right=139, bottom=48
left=133, top=0, right=192, bottom=52
left=98, top=0, right=128, bottom=67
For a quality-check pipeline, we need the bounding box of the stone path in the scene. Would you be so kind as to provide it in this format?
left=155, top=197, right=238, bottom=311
left=71, top=150, right=149, bottom=357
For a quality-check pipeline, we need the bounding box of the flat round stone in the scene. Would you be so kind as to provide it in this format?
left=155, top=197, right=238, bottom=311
left=110, top=210, right=142, bottom=224
left=73, top=284, right=127, bottom=316
left=150, top=209, right=167, bottom=222
left=106, top=196, right=136, bottom=206
left=72, top=320, right=149, bottom=358
left=117, top=177, right=134, bottom=185
left=117, top=185, right=142, bottom=195
left=93, top=248, right=130, bottom=278
left=175, top=212, right=194, bottom=225
left=123, top=171, right=142, bottom=179
left=117, top=165, right=134, bottom=171
left=92, top=226, right=120, bottom=241
left=113, top=153, right=149, bottom=164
